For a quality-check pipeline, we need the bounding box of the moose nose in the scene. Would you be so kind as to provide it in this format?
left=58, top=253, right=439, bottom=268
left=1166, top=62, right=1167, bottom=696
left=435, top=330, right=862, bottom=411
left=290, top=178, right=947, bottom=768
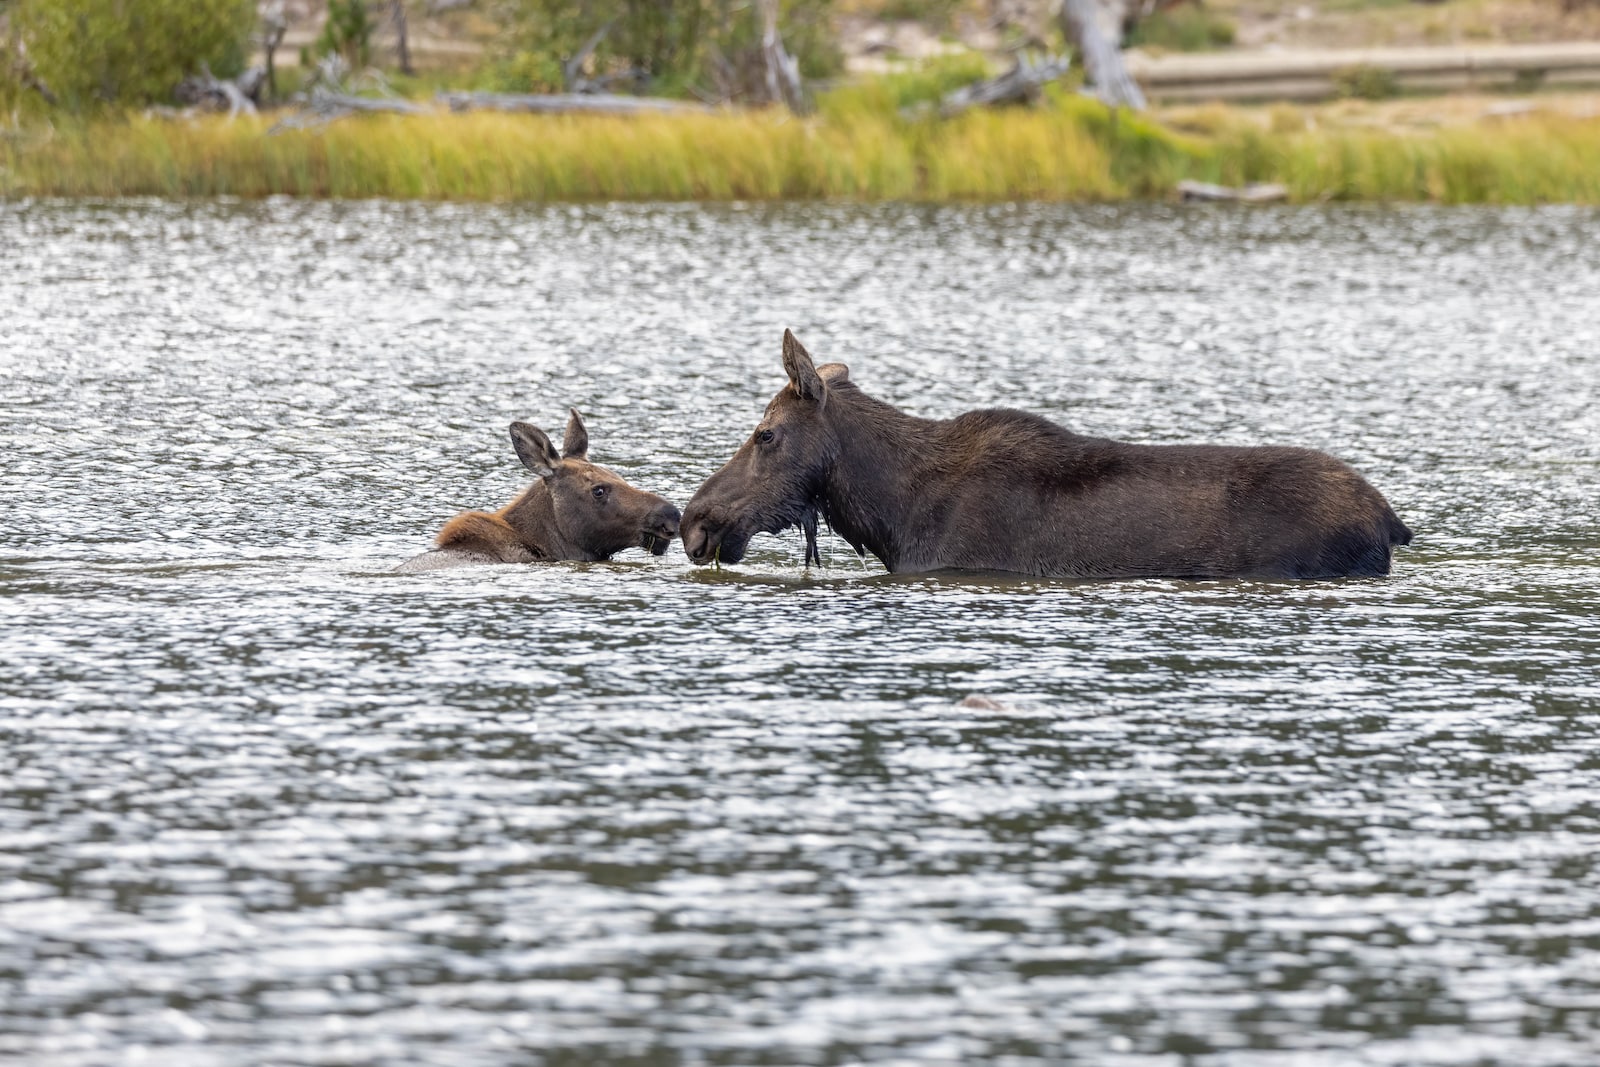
left=653, top=502, right=682, bottom=537
left=682, top=520, right=712, bottom=564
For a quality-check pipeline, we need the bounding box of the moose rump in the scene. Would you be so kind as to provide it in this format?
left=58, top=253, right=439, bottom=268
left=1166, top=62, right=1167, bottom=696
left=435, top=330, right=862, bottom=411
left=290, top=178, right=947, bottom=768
left=681, top=331, right=1413, bottom=580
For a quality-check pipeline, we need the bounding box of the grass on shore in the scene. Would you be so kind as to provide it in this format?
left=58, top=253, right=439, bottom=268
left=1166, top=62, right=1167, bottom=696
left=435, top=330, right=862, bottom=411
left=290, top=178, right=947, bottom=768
left=3, top=86, right=1600, bottom=203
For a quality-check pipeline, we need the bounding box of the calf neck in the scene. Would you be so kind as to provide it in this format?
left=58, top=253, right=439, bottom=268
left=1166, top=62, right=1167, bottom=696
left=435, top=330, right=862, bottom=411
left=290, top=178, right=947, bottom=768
left=681, top=331, right=1412, bottom=580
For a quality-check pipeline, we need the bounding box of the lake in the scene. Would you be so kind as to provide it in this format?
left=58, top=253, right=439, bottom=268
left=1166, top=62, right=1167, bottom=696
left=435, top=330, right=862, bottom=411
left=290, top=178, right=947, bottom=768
left=2, top=199, right=1598, bottom=1066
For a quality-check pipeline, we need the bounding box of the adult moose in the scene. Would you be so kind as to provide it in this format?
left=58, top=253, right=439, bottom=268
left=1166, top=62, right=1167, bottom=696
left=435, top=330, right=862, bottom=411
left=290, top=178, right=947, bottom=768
left=397, top=410, right=681, bottom=572
left=681, top=331, right=1412, bottom=579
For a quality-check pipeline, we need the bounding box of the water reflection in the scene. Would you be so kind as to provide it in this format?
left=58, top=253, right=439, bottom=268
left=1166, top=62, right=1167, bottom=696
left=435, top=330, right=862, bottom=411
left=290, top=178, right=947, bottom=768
left=1, top=201, right=1598, bottom=1066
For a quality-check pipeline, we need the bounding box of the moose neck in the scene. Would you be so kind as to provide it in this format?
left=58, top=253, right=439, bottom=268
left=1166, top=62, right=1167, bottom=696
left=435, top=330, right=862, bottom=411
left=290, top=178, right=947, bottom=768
left=500, top=481, right=576, bottom=561
left=817, top=386, right=938, bottom=571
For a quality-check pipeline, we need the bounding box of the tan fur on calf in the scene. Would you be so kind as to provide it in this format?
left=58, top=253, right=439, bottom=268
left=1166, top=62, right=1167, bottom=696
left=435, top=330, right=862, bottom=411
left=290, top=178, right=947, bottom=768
left=435, top=511, right=539, bottom=564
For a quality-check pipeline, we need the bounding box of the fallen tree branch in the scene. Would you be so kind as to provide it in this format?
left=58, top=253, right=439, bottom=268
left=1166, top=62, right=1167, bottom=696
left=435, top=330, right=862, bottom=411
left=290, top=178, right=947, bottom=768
left=939, top=52, right=1071, bottom=117
left=6, top=35, right=59, bottom=106
left=438, top=91, right=713, bottom=115
left=21, top=66, right=56, bottom=106
left=175, top=64, right=263, bottom=117
left=269, top=86, right=431, bottom=131
left=309, top=86, right=429, bottom=114
left=563, top=18, right=615, bottom=92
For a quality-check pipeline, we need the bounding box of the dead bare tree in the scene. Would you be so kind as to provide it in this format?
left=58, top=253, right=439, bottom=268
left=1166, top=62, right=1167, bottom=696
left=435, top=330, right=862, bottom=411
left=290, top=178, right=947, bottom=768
left=261, top=2, right=289, bottom=103
left=390, top=0, right=414, bottom=76
left=757, top=0, right=806, bottom=113
left=1058, top=0, right=1147, bottom=109
left=691, top=1, right=808, bottom=111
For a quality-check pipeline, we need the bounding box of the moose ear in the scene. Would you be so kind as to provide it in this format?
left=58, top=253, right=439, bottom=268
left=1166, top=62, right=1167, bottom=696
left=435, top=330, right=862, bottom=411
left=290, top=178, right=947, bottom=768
left=817, top=362, right=850, bottom=385
left=781, top=329, right=827, bottom=408
left=510, top=421, right=561, bottom=478
left=562, top=408, right=589, bottom=460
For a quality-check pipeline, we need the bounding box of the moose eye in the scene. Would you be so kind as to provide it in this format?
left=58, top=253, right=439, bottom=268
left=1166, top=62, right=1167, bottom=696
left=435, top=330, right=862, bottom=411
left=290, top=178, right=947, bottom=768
left=757, top=429, right=775, bottom=445
left=591, top=485, right=608, bottom=500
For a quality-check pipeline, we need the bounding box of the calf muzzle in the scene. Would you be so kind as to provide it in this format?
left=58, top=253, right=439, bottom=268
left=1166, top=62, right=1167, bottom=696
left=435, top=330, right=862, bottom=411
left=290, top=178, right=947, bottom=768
left=641, top=501, right=682, bottom=556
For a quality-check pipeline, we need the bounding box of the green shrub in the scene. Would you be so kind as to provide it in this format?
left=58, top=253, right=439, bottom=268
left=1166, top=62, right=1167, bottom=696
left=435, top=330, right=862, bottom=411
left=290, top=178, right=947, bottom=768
left=1051, top=91, right=1202, bottom=194
left=871, top=0, right=968, bottom=30
left=710, top=0, right=843, bottom=83
left=497, top=0, right=841, bottom=96
left=820, top=52, right=994, bottom=118
left=9, top=0, right=254, bottom=110
left=1125, top=6, right=1236, bottom=52
left=478, top=50, right=567, bottom=94
left=316, top=0, right=376, bottom=69
left=1332, top=63, right=1399, bottom=100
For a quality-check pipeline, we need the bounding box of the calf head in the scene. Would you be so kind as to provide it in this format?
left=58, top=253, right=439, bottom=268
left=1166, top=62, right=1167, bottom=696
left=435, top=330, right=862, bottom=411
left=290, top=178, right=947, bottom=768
left=682, top=331, right=846, bottom=565
left=507, top=410, right=681, bottom=560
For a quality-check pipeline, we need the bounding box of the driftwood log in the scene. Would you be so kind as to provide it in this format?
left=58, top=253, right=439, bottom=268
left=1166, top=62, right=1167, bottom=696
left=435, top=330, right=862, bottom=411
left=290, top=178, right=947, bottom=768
left=1176, top=179, right=1289, bottom=202
left=439, top=91, right=713, bottom=116
left=939, top=53, right=1072, bottom=117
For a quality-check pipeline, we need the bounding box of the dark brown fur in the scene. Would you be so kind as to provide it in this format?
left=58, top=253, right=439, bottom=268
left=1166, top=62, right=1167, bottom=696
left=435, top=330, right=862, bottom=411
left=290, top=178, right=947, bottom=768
left=681, top=331, right=1413, bottom=580
left=397, top=410, right=681, bottom=573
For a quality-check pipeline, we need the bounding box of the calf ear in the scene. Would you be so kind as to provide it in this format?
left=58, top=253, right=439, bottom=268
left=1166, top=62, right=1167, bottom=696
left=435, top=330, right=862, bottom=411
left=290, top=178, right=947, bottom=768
left=562, top=408, right=589, bottom=460
left=817, top=362, right=850, bottom=385
left=510, top=421, right=561, bottom=478
left=782, top=329, right=827, bottom=409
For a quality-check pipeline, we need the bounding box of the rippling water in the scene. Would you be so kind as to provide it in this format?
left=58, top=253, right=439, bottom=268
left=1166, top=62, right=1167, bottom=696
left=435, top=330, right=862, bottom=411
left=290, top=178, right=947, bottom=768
left=3, top=199, right=1598, bottom=1066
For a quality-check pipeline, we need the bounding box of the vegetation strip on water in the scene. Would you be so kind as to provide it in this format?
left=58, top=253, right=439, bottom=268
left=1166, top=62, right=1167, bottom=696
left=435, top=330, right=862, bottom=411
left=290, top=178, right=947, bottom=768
left=5, top=86, right=1600, bottom=204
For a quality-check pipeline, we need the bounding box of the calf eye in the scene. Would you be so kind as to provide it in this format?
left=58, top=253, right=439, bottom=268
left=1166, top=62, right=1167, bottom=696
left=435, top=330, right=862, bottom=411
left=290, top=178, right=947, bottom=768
left=757, top=429, right=775, bottom=445
left=591, top=485, right=608, bottom=500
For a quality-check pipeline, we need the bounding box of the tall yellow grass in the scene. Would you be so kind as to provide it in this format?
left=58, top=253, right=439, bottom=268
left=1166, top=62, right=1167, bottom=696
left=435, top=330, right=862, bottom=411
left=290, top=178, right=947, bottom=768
left=3, top=93, right=1599, bottom=203
left=1270, top=119, right=1600, bottom=204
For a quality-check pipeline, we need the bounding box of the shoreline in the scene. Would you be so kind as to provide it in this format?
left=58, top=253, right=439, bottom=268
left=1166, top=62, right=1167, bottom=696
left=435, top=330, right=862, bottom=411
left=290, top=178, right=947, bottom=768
left=4, top=90, right=1599, bottom=204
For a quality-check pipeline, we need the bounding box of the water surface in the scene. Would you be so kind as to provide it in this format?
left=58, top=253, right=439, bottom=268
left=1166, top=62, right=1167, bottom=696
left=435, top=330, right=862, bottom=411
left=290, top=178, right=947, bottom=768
left=2, top=200, right=1598, bottom=1065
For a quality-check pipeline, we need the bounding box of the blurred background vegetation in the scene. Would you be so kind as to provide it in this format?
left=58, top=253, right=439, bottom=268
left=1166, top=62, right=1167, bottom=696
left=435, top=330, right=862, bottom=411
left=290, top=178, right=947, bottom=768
left=1, top=0, right=854, bottom=110
left=484, top=0, right=842, bottom=94
left=4, top=0, right=1600, bottom=203
left=6, top=0, right=1600, bottom=111
left=4, top=0, right=254, bottom=109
